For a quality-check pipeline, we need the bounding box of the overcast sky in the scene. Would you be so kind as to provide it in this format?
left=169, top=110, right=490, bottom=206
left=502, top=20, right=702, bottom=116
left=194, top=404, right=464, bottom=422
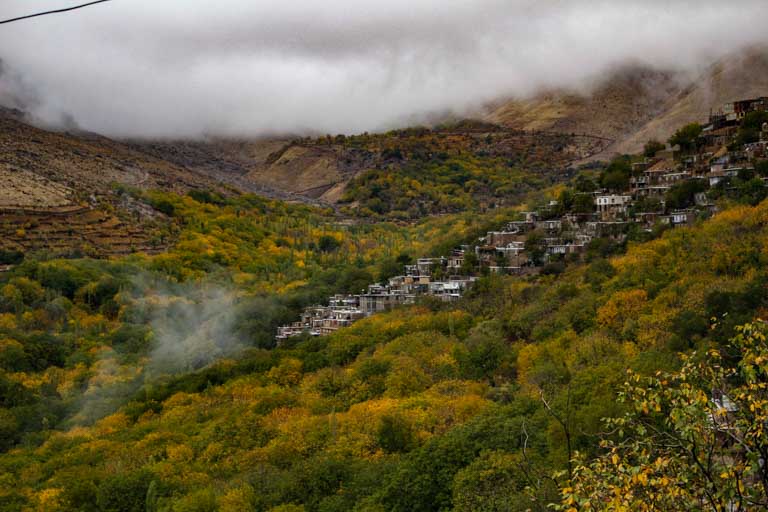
left=1, top=0, right=767, bottom=138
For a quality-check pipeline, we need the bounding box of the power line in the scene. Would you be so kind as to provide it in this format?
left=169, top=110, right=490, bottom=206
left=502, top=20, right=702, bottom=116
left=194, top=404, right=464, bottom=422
left=0, top=0, right=113, bottom=25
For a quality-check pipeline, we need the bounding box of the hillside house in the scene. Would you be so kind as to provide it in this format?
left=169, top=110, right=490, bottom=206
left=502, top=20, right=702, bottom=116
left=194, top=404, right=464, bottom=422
left=725, top=97, right=768, bottom=120
left=585, top=221, right=629, bottom=239
left=276, top=265, right=477, bottom=343
left=496, top=242, right=527, bottom=267
left=485, top=230, right=519, bottom=246
left=745, top=141, right=768, bottom=159
left=422, top=258, right=446, bottom=275
left=629, top=174, right=648, bottom=196
left=428, top=278, right=474, bottom=301
left=632, top=160, right=676, bottom=197
left=708, top=171, right=729, bottom=187
left=522, top=211, right=538, bottom=223
left=537, top=219, right=562, bottom=232
left=505, top=220, right=535, bottom=234
left=634, top=211, right=662, bottom=228
left=596, top=194, right=632, bottom=220
left=359, top=287, right=413, bottom=314
left=547, top=243, right=568, bottom=256
left=316, top=308, right=366, bottom=335
left=662, top=210, right=696, bottom=228
left=659, top=171, right=691, bottom=185
left=278, top=96, right=768, bottom=345
left=447, top=249, right=465, bottom=273
left=329, top=294, right=360, bottom=308
left=701, top=123, right=738, bottom=147
left=632, top=160, right=652, bottom=173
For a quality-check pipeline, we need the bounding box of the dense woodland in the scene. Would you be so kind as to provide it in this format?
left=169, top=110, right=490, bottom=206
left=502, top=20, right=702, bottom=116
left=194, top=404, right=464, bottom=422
left=3, top=118, right=768, bottom=511
left=315, top=123, right=583, bottom=219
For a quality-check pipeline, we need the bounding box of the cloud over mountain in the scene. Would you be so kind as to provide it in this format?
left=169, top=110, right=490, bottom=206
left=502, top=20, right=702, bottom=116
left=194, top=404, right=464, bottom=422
left=1, top=0, right=767, bottom=137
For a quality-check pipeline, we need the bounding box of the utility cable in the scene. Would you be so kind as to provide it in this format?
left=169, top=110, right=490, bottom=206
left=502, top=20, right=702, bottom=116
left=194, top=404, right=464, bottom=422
left=0, top=0, right=113, bottom=25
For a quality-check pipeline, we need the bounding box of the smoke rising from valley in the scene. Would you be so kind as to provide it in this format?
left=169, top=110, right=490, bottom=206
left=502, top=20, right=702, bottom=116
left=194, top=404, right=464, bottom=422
left=1, top=1, right=767, bottom=138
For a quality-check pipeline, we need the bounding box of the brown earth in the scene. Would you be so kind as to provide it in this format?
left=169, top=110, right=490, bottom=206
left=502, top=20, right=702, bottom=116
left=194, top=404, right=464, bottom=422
left=614, top=47, right=768, bottom=155
left=483, top=46, right=768, bottom=160
left=0, top=108, right=220, bottom=256
left=485, top=64, right=684, bottom=144
left=0, top=109, right=225, bottom=208
left=0, top=206, right=166, bottom=257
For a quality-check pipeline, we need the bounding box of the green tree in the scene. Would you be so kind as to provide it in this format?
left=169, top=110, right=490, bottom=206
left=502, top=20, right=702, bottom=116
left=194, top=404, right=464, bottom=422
left=378, top=258, right=404, bottom=283
left=452, top=451, right=533, bottom=512
left=643, top=140, right=665, bottom=158
left=574, top=174, right=597, bottom=193
left=631, top=196, right=662, bottom=213
left=558, top=189, right=575, bottom=213
left=600, top=158, right=632, bottom=192
left=735, top=177, right=768, bottom=206
left=152, top=198, right=176, bottom=216
left=755, top=160, right=768, bottom=177
left=669, top=123, right=703, bottom=153
left=461, top=251, right=479, bottom=275
left=525, top=231, right=546, bottom=266
left=458, top=320, right=506, bottom=380
left=96, top=470, right=154, bottom=512
left=665, top=179, right=707, bottom=210
left=318, top=235, right=341, bottom=253
left=735, top=111, right=768, bottom=146
left=572, top=194, right=595, bottom=214
left=377, top=414, right=415, bottom=453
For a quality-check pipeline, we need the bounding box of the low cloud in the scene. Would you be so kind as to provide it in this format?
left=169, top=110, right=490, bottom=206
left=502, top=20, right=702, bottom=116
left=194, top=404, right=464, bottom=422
left=71, top=278, right=249, bottom=425
left=1, top=1, right=767, bottom=138
left=144, top=284, right=244, bottom=376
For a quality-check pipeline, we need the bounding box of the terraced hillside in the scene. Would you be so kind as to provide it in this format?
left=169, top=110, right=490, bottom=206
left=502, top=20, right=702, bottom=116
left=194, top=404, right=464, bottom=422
left=0, top=110, right=211, bottom=257
left=0, top=205, right=165, bottom=257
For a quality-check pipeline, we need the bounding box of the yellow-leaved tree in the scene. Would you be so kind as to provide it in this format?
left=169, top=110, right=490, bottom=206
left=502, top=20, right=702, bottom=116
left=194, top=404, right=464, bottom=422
left=556, top=323, right=768, bottom=511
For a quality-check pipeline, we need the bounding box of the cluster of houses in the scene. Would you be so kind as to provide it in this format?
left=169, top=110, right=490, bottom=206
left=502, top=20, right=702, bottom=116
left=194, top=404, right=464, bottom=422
left=276, top=259, right=476, bottom=342
left=470, top=96, right=768, bottom=272
left=276, top=98, right=768, bottom=342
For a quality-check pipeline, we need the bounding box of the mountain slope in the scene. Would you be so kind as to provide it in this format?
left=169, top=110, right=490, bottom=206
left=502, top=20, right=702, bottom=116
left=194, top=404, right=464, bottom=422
left=484, top=64, right=685, bottom=143
left=0, top=109, right=226, bottom=206
left=614, top=46, right=768, bottom=154
left=484, top=46, right=768, bottom=158
left=0, top=110, right=228, bottom=256
left=129, top=124, right=610, bottom=207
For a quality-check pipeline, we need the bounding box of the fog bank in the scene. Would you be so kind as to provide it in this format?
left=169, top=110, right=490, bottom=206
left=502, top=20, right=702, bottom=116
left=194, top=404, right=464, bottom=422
left=1, top=0, right=767, bottom=137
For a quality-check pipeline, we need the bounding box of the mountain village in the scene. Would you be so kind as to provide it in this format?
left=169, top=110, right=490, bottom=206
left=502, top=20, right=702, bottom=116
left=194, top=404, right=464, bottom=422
left=276, top=97, right=768, bottom=342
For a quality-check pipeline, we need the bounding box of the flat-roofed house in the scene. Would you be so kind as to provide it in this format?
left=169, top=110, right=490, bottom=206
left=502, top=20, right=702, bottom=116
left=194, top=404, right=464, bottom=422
left=596, top=195, right=632, bottom=220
